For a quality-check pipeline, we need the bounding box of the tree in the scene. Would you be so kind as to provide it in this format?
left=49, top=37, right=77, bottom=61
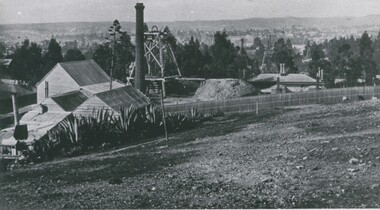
left=113, top=32, right=135, bottom=81
left=332, top=43, right=361, bottom=87
left=9, top=39, right=43, bottom=83
left=310, top=42, right=325, bottom=61
left=93, top=44, right=112, bottom=76
left=360, top=31, right=373, bottom=60
left=308, top=59, right=334, bottom=88
left=0, top=42, right=6, bottom=74
left=209, top=31, right=238, bottom=78
left=64, top=49, right=85, bottom=61
left=0, top=41, right=5, bottom=58
left=251, top=58, right=261, bottom=76
left=303, top=40, right=311, bottom=57
left=253, top=37, right=265, bottom=66
left=374, top=31, right=380, bottom=69
left=92, top=30, right=134, bottom=81
left=273, top=38, right=298, bottom=73
left=163, top=26, right=178, bottom=51
left=234, top=51, right=251, bottom=79
left=178, top=36, right=205, bottom=77
left=42, top=38, right=63, bottom=77
left=359, top=31, right=377, bottom=85
left=346, top=57, right=365, bottom=87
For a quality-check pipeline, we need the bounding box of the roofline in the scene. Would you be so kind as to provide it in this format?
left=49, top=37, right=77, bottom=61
left=50, top=89, right=83, bottom=98
left=94, top=85, right=151, bottom=103
left=36, top=63, right=60, bottom=86
left=36, top=59, right=100, bottom=87
left=250, top=81, right=323, bottom=85
left=50, top=90, right=89, bottom=112
left=71, top=95, right=111, bottom=114
left=94, top=86, right=151, bottom=113
left=93, top=85, right=129, bottom=96
left=58, top=59, right=96, bottom=65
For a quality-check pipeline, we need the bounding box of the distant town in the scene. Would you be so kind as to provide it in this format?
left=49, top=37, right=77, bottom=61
left=2, top=16, right=380, bottom=56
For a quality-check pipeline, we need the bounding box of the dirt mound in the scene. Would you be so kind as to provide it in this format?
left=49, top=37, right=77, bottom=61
left=194, top=79, right=259, bottom=101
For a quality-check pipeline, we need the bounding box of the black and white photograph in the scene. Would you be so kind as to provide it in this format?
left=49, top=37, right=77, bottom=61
left=1, top=0, right=380, bottom=208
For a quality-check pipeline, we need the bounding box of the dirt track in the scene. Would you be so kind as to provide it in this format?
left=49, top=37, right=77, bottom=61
left=1, top=100, right=380, bottom=208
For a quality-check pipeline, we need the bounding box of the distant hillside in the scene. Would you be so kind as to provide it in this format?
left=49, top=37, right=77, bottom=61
left=1, top=15, right=380, bottom=34
left=150, top=15, right=380, bottom=31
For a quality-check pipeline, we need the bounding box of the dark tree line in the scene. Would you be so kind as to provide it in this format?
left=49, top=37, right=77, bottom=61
left=3, top=38, right=87, bottom=84
left=305, top=31, right=378, bottom=87
left=169, top=31, right=252, bottom=79
left=4, top=22, right=380, bottom=90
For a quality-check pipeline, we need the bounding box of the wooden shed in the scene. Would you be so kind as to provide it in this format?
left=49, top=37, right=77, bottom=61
left=74, top=86, right=151, bottom=117
left=36, top=59, right=110, bottom=103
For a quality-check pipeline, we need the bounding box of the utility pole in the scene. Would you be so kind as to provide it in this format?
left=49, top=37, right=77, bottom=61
left=11, top=93, right=19, bottom=126
left=159, top=39, right=168, bottom=141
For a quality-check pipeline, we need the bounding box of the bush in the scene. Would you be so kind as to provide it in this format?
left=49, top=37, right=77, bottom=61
left=26, top=105, right=216, bottom=162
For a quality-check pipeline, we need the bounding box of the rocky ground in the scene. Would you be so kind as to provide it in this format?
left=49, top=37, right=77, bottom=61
left=1, top=100, right=380, bottom=208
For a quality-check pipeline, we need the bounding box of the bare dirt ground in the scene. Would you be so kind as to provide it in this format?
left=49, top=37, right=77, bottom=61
left=1, top=100, right=380, bottom=208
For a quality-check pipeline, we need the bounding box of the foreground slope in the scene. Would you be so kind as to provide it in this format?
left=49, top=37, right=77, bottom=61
left=1, top=100, right=380, bottom=208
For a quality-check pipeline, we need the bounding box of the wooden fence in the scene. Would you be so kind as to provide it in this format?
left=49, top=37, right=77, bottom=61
left=164, top=86, right=380, bottom=115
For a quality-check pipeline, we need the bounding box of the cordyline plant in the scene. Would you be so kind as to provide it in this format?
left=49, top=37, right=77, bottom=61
left=27, top=105, right=212, bottom=161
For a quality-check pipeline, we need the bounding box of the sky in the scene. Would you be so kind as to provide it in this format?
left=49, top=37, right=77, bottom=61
left=1, top=0, right=380, bottom=24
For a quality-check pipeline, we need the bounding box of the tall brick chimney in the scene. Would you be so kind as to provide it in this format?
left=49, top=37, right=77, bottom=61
left=135, top=3, right=145, bottom=92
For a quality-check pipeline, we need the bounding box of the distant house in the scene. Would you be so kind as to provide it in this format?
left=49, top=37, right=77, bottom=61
left=248, top=73, right=323, bottom=94
left=36, top=59, right=111, bottom=103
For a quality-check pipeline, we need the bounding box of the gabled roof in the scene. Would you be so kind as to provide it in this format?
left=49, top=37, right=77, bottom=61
left=248, top=73, right=317, bottom=84
left=59, top=60, right=110, bottom=86
left=95, top=86, right=150, bottom=112
left=51, top=90, right=89, bottom=111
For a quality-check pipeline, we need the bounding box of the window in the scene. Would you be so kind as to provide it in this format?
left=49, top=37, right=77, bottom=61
left=45, top=81, right=49, bottom=98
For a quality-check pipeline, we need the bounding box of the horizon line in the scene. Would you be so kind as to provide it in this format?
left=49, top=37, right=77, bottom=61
left=1, top=13, right=380, bottom=26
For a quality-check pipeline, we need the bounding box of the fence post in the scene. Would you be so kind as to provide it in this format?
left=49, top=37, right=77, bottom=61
left=256, top=101, right=259, bottom=115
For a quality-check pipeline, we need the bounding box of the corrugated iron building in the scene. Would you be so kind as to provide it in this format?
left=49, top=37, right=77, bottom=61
left=1, top=60, right=150, bottom=156
left=36, top=59, right=110, bottom=103
left=74, top=86, right=151, bottom=117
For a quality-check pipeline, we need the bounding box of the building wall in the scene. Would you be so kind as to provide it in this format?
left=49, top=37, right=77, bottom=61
left=73, top=96, right=119, bottom=117
left=36, top=64, right=79, bottom=103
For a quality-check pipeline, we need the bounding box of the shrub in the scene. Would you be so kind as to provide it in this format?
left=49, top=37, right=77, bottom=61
left=27, top=105, right=218, bottom=162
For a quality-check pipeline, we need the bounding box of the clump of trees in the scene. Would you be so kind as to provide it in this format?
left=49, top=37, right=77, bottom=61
left=305, top=31, right=379, bottom=87
left=8, top=39, right=44, bottom=83
left=92, top=20, right=134, bottom=82
left=173, top=31, right=252, bottom=79
left=4, top=38, right=86, bottom=84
